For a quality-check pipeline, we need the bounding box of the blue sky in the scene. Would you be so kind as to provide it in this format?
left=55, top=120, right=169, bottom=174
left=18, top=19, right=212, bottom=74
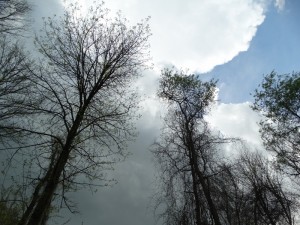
left=11, top=1, right=300, bottom=225
left=205, top=0, right=300, bottom=103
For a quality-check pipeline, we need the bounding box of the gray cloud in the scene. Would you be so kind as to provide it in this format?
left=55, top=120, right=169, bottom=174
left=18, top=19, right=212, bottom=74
left=50, top=112, right=163, bottom=225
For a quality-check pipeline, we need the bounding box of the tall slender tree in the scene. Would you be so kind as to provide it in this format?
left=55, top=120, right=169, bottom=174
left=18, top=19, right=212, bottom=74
left=153, top=68, right=225, bottom=225
left=153, top=69, right=298, bottom=225
left=0, top=3, right=151, bottom=225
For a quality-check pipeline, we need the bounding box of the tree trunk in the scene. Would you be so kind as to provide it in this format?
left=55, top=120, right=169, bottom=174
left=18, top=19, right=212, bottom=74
left=26, top=148, right=70, bottom=225
left=20, top=107, right=87, bottom=225
left=195, top=166, right=222, bottom=225
left=186, top=123, right=222, bottom=225
left=190, top=158, right=202, bottom=225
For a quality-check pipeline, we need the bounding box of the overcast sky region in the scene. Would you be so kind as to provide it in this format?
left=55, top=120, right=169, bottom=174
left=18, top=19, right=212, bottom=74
left=24, top=0, right=300, bottom=224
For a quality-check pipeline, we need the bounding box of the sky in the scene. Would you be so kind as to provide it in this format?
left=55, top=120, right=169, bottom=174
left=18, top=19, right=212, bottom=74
left=22, top=0, right=300, bottom=224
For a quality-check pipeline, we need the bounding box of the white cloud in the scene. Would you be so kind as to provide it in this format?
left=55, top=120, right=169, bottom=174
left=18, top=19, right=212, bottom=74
left=206, top=102, right=263, bottom=148
left=101, top=0, right=266, bottom=72
left=275, top=0, right=285, bottom=11
left=60, top=0, right=269, bottom=72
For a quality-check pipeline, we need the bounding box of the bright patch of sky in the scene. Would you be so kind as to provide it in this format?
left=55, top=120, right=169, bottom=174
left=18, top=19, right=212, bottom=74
left=206, top=102, right=262, bottom=147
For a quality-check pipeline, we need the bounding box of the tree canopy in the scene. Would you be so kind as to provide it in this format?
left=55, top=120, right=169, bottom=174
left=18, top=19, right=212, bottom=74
left=252, top=71, right=300, bottom=176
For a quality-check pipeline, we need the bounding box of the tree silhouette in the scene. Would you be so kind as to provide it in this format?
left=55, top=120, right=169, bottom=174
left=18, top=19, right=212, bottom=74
left=0, top=3, right=151, bottom=225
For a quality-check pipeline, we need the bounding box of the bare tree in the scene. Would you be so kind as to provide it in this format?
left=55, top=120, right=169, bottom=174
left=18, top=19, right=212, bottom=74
left=238, top=152, right=297, bottom=225
left=0, top=37, right=32, bottom=120
left=0, top=0, right=32, bottom=132
left=0, top=3, right=150, bottom=225
left=0, top=38, right=33, bottom=220
left=153, top=68, right=228, bottom=225
left=0, top=0, right=33, bottom=221
left=0, top=0, right=31, bottom=35
left=215, top=151, right=298, bottom=225
left=152, top=69, right=298, bottom=225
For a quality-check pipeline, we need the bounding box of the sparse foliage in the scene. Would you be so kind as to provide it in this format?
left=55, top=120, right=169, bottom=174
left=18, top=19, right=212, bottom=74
left=153, top=69, right=299, bottom=225
left=153, top=69, right=225, bottom=225
left=0, top=187, right=25, bottom=225
left=0, top=201, right=21, bottom=225
left=252, top=71, right=300, bottom=176
left=0, top=3, right=150, bottom=225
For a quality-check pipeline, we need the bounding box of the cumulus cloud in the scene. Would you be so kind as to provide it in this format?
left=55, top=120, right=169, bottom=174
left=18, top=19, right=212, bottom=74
left=101, top=0, right=266, bottom=72
left=60, top=0, right=268, bottom=72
